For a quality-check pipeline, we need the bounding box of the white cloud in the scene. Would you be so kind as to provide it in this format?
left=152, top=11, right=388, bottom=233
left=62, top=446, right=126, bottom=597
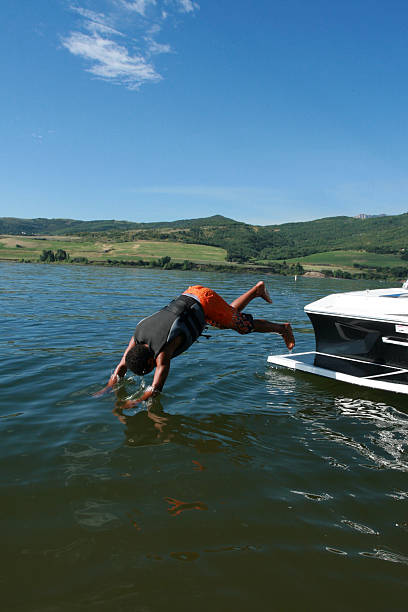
left=177, top=0, right=199, bottom=13
left=120, top=0, right=156, bottom=16
left=146, top=38, right=172, bottom=55
left=61, top=1, right=198, bottom=89
left=62, top=32, right=160, bottom=89
left=119, top=0, right=156, bottom=16
left=32, top=132, right=44, bottom=142
left=72, top=7, right=122, bottom=36
left=31, top=129, right=56, bottom=143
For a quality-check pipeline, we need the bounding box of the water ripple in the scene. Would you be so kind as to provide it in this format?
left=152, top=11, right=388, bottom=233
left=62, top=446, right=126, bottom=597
left=2, top=263, right=407, bottom=610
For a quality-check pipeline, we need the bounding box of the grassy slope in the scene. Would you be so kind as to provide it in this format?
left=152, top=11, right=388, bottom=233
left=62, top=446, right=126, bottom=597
left=282, top=250, right=404, bottom=269
left=0, top=235, right=227, bottom=264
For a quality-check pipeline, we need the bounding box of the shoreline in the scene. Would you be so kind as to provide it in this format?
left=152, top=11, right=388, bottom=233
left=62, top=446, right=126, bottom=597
left=1, top=256, right=406, bottom=284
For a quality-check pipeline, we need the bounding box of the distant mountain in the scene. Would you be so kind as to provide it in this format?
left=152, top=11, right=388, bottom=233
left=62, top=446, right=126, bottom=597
left=0, top=214, right=240, bottom=235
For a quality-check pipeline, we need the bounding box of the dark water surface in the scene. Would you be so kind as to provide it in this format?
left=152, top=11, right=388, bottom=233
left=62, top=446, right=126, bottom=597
left=1, top=262, right=407, bottom=611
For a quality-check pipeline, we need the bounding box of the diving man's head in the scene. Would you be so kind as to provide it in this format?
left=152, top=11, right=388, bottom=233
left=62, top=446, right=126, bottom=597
left=125, top=344, right=155, bottom=376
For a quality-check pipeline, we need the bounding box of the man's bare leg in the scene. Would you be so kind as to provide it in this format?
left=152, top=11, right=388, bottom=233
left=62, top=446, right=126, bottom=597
left=228, top=282, right=294, bottom=350
left=253, top=319, right=295, bottom=351
left=230, top=281, right=272, bottom=312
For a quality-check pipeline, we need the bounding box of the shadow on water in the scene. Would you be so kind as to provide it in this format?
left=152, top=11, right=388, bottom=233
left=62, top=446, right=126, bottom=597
left=113, top=395, right=260, bottom=457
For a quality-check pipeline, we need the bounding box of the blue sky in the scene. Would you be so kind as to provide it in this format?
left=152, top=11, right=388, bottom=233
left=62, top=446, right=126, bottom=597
left=1, top=0, right=408, bottom=225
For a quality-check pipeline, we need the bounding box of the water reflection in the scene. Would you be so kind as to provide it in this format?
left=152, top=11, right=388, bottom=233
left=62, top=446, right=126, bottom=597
left=111, top=380, right=263, bottom=455
left=113, top=402, right=175, bottom=446
left=291, top=387, right=408, bottom=472
left=114, top=399, right=262, bottom=458
left=271, top=364, right=408, bottom=418
left=164, top=497, right=208, bottom=516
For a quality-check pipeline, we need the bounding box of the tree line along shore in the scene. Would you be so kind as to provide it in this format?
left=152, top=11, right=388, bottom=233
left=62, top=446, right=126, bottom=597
left=1, top=241, right=408, bottom=283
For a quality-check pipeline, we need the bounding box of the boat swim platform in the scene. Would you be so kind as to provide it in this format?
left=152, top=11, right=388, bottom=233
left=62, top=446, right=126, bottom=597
left=267, top=351, right=408, bottom=395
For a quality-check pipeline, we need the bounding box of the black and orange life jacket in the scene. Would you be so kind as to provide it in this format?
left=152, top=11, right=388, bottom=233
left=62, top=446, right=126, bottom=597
left=134, top=295, right=205, bottom=359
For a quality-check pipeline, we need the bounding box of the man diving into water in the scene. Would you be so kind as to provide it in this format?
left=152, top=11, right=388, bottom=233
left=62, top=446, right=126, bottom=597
left=99, top=281, right=295, bottom=406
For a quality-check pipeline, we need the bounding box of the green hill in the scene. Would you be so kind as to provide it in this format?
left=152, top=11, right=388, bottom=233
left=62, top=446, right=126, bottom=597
left=1, top=211, right=407, bottom=264
left=0, top=214, right=240, bottom=235
left=260, top=214, right=408, bottom=258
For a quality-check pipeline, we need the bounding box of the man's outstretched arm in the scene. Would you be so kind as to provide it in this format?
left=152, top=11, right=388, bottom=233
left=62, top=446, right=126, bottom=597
left=94, top=336, right=135, bottom=396
left=120, top=350, right=171, bottom=408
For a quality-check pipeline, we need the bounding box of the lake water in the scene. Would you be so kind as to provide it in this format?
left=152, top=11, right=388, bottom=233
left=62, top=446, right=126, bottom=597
left=1, top=262, right=407, bottom=612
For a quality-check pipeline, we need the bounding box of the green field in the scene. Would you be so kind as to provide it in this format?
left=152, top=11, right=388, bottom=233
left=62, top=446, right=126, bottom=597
left=283, top=250, right=404, bottom=270
left=0, top=235, right=227, bottom=264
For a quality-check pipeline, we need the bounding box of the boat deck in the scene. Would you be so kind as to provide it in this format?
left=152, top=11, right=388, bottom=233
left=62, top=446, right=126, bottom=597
left=267, top=351, right=408, bottom=395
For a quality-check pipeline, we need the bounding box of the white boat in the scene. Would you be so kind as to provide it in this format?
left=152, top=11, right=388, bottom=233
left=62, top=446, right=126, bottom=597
left=268, top=286, right=408, bottom=395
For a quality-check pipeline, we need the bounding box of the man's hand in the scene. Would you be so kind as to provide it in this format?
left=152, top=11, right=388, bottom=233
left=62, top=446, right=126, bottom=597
left=93, top=363, right=127, bottom=397
left=94, top=335, right=136, bottom=397
left=116, top=383, right=161, bottom=409
left=110, top=362, right=128, bottom=384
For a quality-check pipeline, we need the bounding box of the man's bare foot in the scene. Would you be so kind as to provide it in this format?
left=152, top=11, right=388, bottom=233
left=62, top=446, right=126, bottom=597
left=256, top=281, right=272, bottom=303
left=281, top=323, right=295, bottom=350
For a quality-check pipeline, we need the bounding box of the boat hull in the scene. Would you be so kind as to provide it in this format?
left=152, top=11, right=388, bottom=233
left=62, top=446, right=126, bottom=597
left=307, top=312, right=408, bottom=372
